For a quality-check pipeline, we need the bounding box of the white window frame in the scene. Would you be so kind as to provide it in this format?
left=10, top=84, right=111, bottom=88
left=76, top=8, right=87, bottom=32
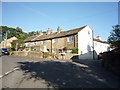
left=67, top=36, right=73, bottom=42
left=52, top=39, right=58, bottom=44
left=41, top=41, right=43, bottom=44
left=34, top=42, right=37, bottom=46
left=25, top=43, right=29, bottom=47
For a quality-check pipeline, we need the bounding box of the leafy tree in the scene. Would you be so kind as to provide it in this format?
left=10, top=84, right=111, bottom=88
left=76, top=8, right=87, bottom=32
left=108, top=25, right=120, bottom=49
left=11, top=39, right=25, bottom=51
left=27, top=31, right=39, bottom=37
left=0, top=26, right=46, bottom=51
left=1, top=26, right=28, bottom=40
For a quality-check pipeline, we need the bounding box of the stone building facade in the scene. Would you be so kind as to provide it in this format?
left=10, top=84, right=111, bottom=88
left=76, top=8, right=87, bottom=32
left=25, top=26, right=79, bottom=53
left=24, top=25, right=110, bottom=59
left=0, top=36, right=18, bottom=48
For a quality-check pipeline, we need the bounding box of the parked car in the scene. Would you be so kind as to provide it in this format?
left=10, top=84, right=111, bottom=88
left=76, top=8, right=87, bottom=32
left=0, top=48, right=10, bottom=55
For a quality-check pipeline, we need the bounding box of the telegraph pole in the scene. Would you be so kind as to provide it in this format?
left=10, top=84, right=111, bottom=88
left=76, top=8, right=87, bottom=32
left=6, top=31, right=7, bottom=48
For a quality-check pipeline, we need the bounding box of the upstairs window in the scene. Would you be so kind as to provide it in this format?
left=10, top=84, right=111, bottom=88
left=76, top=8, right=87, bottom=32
left=88, top=30, right=90, bottom=35
left=52, top=39, right=58, bottom=43
left=25, top=43, right=29, bottom=47
left=34, top=42, right=37, bottom=46
left=67, top=36, right=73, bottom=42
left=43, top=41, right=46, bottom=44
left=41, top=41, right=46, bottom=44
left=41, top=41, right=43, bottom=44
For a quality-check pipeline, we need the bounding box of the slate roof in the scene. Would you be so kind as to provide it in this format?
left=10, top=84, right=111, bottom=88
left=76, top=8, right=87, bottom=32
left=93, top=38, right=109, bottom=44
left=24, top=25, right=87, bottom=42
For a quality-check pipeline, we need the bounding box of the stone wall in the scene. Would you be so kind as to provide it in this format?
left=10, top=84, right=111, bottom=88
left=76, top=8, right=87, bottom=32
left=13, top=51, right=78, bottom=60
left=13, top=51, right=43, bottom=58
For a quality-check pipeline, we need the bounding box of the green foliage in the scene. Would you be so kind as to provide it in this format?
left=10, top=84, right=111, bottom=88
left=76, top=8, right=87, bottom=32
left=0, top=26, right=47, bottom=42
left=108, top=25, right=120, bottom=49
left=11, top=39, right=25, bottom=51
left=42, top=31, right=46, bottom=35
left=7, top=47, right=13, bottom=51
left=43, top=52, right=51, bottom=58
left=72, top=47, right=78, bottom=54
left=10, top=52, right=14, bottom=55
left=0, top=26, right=28, bottom=40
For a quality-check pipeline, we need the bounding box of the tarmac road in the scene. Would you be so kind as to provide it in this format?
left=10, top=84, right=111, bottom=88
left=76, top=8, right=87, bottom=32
left=0, top=56, right=120, bottom=88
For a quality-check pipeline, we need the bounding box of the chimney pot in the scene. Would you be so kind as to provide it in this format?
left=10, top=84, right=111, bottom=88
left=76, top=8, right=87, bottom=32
left=57, top=26, right=62, bottom=33
left=38, top=31, right=43, bottom=35
left=96, top=34, right=101, bottom=40
left=47, top=28, right=52, bottom=35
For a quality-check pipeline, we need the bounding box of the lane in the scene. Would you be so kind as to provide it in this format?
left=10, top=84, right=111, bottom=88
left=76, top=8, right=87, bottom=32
left=0, top=57, right=2, bottom=89
left=1, top=56, right=120, bottom=88
left=2, top=56, right=39, bottom=74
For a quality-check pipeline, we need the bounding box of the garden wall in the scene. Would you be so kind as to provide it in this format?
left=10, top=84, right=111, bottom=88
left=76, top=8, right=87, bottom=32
left=13, top=51, right=78, bottom=60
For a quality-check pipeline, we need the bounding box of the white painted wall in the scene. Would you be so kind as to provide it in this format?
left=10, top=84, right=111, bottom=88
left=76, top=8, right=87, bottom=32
left=78, top=25, right=93, bottom=59
left=94, top=41, right=110, bottom=55
left=78, top=25, right=110, bottom=60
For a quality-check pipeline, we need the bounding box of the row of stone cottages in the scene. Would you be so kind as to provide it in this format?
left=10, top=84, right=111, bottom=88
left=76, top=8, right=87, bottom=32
left=24, top=25, right=110, bottom=60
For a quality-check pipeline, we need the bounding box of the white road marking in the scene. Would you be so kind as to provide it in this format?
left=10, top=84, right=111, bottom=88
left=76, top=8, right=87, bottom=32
left=0, top=67, right=20, bottom=79
left=71, top=62, right=88, bottom=68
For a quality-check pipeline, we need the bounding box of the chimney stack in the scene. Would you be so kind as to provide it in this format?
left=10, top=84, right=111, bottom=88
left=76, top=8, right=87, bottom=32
left=38, top=31, right=43, bottom=35
left=96, top=34, right=101, bottom=40
left=47, top=28, right=52, bottom=35
left=57, top=26, right=62, bottom=33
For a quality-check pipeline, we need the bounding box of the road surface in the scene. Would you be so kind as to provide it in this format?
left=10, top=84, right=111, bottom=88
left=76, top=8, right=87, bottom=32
left=0, top=56, right=120, bottom=88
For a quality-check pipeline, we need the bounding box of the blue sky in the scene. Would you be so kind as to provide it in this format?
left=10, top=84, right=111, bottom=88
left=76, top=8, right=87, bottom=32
left=2, top=2, right=118, bottom=41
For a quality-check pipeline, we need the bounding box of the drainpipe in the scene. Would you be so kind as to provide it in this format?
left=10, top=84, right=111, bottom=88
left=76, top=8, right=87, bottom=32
left=51, top=39, right=52, bottom=53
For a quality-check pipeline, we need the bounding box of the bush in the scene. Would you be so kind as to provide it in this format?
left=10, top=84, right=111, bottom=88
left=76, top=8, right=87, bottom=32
left=52, top=54, right=59, bottom=59
left=43, top=52, right=51, bottom=58
left=10, top=52, right=14, bottom=55
left=72, top=47, right=78, bottom=54
left=102, top=49, right=120, bottom=76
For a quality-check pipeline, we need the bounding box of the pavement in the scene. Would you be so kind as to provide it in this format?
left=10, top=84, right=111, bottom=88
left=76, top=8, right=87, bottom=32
left=0, top=56, right=120, bottom=88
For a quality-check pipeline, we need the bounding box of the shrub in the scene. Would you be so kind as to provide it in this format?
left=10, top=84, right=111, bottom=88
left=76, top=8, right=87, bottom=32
left=72, top=47, right=78, bottom=54
left=102, top=49, right=120, bottom=76
left=63, top=47, right=68, bottom=51
left=43, top=52, right=51, bottom=58
left=10, top=52, right=14, bottom=55
left=52, top=53, right=59, bottom=59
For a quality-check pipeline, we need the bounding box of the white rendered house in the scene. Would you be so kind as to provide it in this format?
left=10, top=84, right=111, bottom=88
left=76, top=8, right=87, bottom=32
left=78, top=25, right=110, bottom=60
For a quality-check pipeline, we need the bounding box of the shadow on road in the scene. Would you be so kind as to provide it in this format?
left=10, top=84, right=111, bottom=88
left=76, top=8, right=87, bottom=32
left=17, top=60, right=113, bottom=88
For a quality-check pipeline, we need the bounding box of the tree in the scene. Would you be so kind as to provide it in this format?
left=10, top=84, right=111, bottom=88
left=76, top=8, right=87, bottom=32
left=108, top=25, right=120, bottom=49
left=27, top=31, right=39, bottom=37
left=11, top=39, right=25, bottom=51
left=0, top=26, right=28, bottom=40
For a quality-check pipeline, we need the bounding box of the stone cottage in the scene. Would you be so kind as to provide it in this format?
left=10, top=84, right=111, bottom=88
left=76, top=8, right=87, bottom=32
left=0, top=36, right=18, bottom=48
left=24, top=25, right=110, bottom=60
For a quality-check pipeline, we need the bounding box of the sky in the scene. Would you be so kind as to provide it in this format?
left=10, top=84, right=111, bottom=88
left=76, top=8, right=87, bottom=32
left=2, top=2, right=118, bottom=41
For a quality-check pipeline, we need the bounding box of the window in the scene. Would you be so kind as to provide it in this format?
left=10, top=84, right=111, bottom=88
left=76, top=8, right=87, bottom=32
left=41, top=41, right=46, bottom=44
left=41, top=41, right=43, bottom=44
left=81, top=51, right=83, bottom=55
left=52, top=39, right=58, bottom=43
left=43, top=41, right=46, bottom=44
left=25, top=43, right=29, bottom=47
left=34, top=42, right=37, bottom=46
left=67, top=49, right=72, bottom=53
left=95, top=43, right=97, bottom=46
left=67, top=36, right=73, bottom=42
left=88, top=30, right=90, bottom=34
